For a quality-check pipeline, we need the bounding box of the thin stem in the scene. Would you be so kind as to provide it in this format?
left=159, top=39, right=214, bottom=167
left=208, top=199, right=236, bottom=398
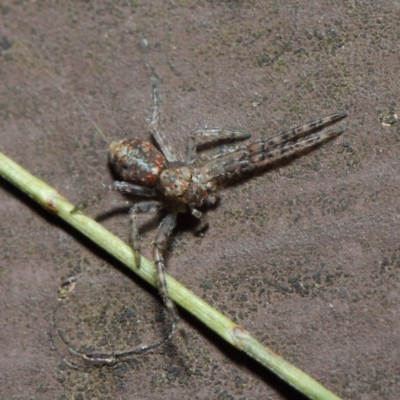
left=0, top=150, right=341, bottom=400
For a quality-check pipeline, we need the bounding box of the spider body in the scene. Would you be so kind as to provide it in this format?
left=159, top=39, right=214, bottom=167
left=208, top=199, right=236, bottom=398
left=109, top=139, right=216, bottom=211
left=105, top=77, right=347, bottom=337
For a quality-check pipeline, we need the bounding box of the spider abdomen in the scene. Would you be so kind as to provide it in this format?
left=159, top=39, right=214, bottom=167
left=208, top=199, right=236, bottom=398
left=108, top=139, right=167, bottom=187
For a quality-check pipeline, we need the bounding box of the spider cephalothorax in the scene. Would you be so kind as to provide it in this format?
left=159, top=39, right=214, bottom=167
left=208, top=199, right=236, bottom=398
left=158, top=163, right=214, bottom=207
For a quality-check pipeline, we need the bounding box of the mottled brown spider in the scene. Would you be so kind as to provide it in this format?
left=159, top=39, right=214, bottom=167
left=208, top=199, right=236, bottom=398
left=103, top=77, right=347, bottom=339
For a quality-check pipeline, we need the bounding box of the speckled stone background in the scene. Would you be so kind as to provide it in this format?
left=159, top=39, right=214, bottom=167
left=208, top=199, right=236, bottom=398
left=1, top=1, right=399, bottom=399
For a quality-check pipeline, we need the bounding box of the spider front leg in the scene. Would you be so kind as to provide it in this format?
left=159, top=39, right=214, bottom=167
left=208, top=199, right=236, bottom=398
left=186, top=127, right=251, bottom=164
left=152, top=211, right=185, bottom=338
left=127, top=200, right=163, bottom=268
left=201, top=111, right=347, bottom=180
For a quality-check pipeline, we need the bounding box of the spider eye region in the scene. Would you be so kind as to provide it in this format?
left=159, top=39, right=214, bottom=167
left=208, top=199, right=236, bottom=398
left=108, top=139, right=167, bottom=187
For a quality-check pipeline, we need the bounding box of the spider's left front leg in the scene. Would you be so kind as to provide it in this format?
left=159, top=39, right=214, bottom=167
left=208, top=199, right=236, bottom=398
left=153, top=211, right=185, bottom=338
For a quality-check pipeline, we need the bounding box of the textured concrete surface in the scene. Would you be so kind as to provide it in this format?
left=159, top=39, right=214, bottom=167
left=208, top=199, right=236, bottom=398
left=1, top=1, right=399, bottom=399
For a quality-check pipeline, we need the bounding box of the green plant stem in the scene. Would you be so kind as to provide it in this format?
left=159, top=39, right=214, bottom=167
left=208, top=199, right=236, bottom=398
left=0, top=150, right=341, bottom=400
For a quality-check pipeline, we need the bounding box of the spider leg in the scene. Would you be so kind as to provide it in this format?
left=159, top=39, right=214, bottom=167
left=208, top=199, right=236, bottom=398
left=186, top=128, right=250, bottom=164
left=188, top=205, right=211, bottom=234
left=189, top=205, right=202, bottom=219
left=248, top=124, right=346, bottom=168
left=53, top=275, right=174, bottom=367
left=148, top=76, right=177, bottom=163
left=260, top=110, right=348, bottom=151
left=112, top=181, right=157, bottom=197
left=153, top=212, right=185, bottom=338
left=129, top=200, right=164, bottom=268
left=201, top=113, right=347, bottom=180
left=71, top=181, right=156, bottom=213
